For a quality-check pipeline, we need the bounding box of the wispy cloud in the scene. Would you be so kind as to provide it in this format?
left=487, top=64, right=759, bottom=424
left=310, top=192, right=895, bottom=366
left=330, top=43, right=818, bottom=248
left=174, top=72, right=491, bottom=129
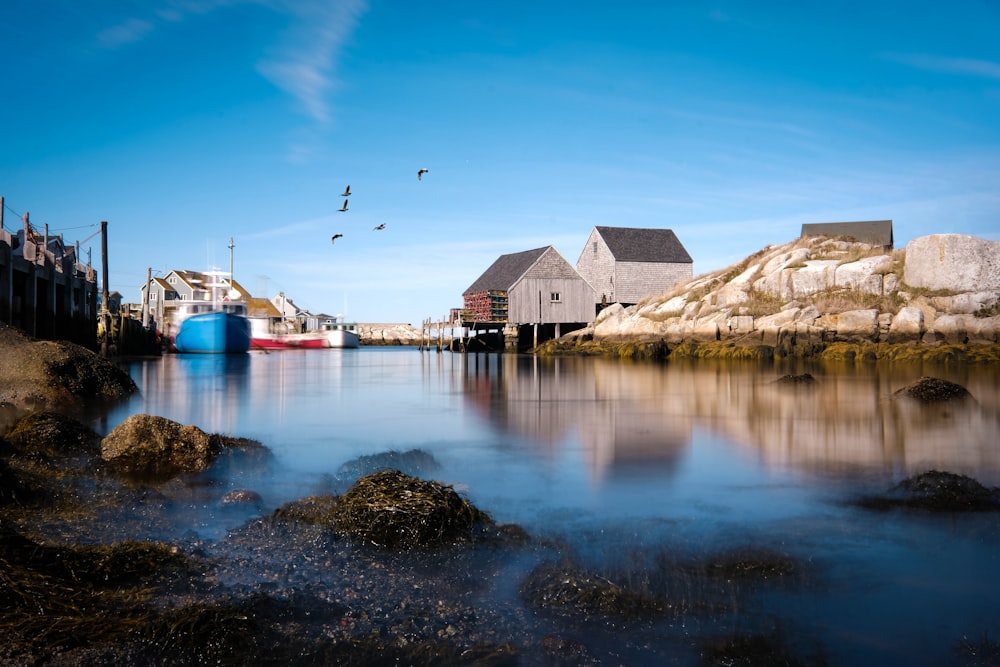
left=96, top=18, right=154, bottom=47
left=884, top=53, right=1000, bottom=80
left=96, top=0, right=368, bottom=125
left=256, top=0, right=368, bottom=123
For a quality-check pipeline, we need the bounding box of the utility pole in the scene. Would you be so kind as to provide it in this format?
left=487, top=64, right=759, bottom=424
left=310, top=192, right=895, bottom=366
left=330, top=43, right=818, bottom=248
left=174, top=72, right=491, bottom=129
left=100, top=220, right=109, bottom=357
left=228, top=236, right=235, bottom=295
left=142, top=267, right=151, bottom=328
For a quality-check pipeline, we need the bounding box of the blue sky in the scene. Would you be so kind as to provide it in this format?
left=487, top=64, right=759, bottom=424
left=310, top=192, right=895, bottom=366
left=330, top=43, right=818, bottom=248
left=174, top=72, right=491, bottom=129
left=3, top=1, right=998, bottom=325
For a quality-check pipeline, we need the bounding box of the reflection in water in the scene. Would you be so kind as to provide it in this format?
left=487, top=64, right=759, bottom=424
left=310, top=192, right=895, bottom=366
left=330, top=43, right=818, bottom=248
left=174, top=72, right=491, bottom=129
left=460, top=355, right=1000, bottom=485
left=95, top=350, right=999, bottom=666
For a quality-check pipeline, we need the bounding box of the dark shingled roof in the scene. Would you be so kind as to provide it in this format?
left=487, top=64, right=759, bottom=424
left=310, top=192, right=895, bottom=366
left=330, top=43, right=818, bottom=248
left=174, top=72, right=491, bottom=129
left=596, top=226, right=693, bottom=263
left=463, top=247, right=549, bottom=295
left=800, top=220, right=894, bottom=247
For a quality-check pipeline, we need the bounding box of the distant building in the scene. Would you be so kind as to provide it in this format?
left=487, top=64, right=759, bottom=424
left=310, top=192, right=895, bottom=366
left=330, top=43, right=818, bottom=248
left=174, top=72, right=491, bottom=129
left=800, top=220, right=894, bottom=251
left=140, top=269, right=253, bottom=332
left=463, top=246, right=595, bottom=325
left=576, top=226, right=693, bottom=309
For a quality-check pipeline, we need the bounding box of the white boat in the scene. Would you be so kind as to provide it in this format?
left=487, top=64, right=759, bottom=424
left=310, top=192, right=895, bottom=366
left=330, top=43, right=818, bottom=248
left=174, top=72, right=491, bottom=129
left=320, top=316, right=360, bottom=348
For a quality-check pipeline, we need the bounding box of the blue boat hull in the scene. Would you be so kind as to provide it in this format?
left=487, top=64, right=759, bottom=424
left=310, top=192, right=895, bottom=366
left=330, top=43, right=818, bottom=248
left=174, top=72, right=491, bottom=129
left=174, top=312, right=251, bottom=354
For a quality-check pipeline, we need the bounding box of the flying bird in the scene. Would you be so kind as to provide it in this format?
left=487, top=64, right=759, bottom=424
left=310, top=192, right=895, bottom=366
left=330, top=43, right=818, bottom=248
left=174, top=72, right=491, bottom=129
left=341, top=185, right=351, bottom=197
left=373, top=223, right=386, bottom=231
left=417, top=168, right=429, bottom=181
left=338, top=199, right=348, bottom=212
left=331, top=234, right=343, bottom=244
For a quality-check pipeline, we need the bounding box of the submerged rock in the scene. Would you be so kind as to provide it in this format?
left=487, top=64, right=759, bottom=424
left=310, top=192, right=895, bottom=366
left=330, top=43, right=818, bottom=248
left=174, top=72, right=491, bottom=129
left=519, top=560, right=667, bottom=619
left=894, top=376, right=972, bottom=403
left=220, top=489, right=263, bottom=506
left=336, top=448, right=440, bottom=483
left=860, top=470, right=1000, bottom=512
left=774, top=372, right=817, bottom=386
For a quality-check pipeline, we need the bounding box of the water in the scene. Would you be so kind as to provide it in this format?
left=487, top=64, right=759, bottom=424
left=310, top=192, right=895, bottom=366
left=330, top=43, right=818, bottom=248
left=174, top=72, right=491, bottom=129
left=96, top=348, right=1000, bottom=665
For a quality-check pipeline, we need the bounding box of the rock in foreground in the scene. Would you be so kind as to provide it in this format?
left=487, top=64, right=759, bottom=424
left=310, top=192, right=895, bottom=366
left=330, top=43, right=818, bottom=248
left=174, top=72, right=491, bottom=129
left=333, top=469, right=492, bottom=549
left=0, top=322, right=137, bottom=416
left=101, top=414, right=268, bottom=477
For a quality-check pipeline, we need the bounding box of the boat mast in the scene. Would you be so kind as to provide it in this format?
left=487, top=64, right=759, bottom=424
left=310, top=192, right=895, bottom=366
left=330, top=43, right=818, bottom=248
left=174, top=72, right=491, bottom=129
left=228, top=236, right=235, bottom=295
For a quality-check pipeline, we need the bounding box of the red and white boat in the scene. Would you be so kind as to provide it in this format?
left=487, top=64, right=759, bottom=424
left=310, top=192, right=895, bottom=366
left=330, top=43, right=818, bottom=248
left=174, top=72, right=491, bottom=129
left=249, top=316, right=360, bottom=350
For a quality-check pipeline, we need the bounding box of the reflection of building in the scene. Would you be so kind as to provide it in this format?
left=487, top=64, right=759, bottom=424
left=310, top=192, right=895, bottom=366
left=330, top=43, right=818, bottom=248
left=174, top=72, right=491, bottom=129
left=461, top=354, right=693, bottom=482
left=461, top=357, right=1000, bottom=486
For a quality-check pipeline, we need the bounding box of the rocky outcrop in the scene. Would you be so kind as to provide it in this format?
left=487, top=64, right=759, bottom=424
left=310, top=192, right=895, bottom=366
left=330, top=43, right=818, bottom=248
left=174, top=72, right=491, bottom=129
left=356, top=323, right=423, bottom=345
left=904, top=235, right=1000, bottom=292
left=100, top=414, right=268, bottom=477
left=0, top=322, right=138, bottom=418
left=576, top=234, right=1000, bottom=350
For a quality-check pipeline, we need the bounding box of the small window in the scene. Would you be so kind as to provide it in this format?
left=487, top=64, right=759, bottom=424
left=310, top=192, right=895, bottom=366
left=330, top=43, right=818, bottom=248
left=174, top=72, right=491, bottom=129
left=592, top=241, right=598, bottom=255
left=550, top=292, right=561, bottom=302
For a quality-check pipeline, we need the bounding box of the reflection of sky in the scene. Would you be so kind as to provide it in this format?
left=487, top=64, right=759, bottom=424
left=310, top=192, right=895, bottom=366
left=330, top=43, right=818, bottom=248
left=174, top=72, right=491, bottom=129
left=102, top=351, right=1000, bottom=505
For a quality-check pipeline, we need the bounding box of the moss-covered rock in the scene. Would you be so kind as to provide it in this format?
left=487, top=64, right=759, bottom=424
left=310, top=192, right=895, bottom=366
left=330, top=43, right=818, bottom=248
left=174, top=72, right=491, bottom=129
left=100, top=414, right=269, bottom=477
left=519, top=560, right=667, bottom=619
left=4, top=411, right=100, bottom=457
left=0, top=323, right=137, bottom=414
left=333, top=470, right=492, bottom=549
left=894, top=376, right=972, bottom=403
left=858, top=471, right=1000, bottom=512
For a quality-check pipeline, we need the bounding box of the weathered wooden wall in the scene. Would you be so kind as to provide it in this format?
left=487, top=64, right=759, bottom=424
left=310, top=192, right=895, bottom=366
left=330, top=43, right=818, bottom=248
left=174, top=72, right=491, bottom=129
left=0, top=223, right=99, bottom=348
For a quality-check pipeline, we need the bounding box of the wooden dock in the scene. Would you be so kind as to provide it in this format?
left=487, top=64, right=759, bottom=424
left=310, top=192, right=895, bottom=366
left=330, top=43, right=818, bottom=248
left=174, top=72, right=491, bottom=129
left=419, top=316, right=510, bottom=352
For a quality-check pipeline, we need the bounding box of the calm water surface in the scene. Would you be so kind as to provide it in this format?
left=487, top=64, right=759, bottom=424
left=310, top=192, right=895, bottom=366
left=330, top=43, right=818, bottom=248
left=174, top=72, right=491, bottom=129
left=98, top=348, right=1000, bottom=666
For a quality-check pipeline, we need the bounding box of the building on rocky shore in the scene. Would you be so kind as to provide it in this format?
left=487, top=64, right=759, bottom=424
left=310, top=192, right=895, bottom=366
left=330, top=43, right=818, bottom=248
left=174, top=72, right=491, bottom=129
left=463, top=246, right=595, bottom=350
left=580, top=233, right=1000, bottom=350
left=800, top=220, right=894, bottom=251
left=575, top=226, right=693, bottom=311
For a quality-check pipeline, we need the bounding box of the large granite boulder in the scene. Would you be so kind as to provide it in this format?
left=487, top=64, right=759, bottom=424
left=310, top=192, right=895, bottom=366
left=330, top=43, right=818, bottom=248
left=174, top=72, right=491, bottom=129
left=904, top=234, right=1000, bottom=292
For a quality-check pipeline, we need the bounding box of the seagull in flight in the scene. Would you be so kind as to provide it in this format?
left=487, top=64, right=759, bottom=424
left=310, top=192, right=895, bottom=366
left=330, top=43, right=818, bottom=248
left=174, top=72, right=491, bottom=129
left=338, top=199, right=348, bottom=212
left=373, top=223, right=386, bottom=231
left=417, top=168, right=429, bottom=181
left=331, top=234, right=343, bottom=244
left=341, top=185, right=351, bottom=197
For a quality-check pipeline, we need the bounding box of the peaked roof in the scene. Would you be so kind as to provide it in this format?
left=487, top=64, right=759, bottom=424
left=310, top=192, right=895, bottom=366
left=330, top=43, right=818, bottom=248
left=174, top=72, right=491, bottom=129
left=800, top=220, right=893, bottom=247
left=169, top=269, right=251, bottom=297
left=594, top=226, right=693, bottom=263
left=464, top=247, right=550, bottom=294
left=245, top=297, right=281, bottom=318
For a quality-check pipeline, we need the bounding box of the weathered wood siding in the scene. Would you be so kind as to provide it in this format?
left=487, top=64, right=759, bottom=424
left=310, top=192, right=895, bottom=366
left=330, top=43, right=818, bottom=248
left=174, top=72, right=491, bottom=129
left=508, top=247, right=595, bottom=323
left=614, top=261, right=693, bottom=303
left=576, top=228, right=616, bottom=302
left=576, top=228, right=693, bottom=304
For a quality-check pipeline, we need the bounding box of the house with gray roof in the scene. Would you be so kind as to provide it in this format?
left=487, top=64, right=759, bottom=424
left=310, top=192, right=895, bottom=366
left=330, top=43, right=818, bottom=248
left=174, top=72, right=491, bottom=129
left=576, top=226, right=693, bottom=308
left=800, top=220, right=894, bottom=250
left=463, top=246, right=595, bottom=325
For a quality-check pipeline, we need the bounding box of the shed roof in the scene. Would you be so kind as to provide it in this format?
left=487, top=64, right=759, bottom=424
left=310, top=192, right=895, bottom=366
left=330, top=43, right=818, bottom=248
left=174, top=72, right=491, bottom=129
left=463, top=247, right=549, bottom=295
left=595, top=226, right=693, bottom=263
left=800, top=220, right=893, bottom=247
